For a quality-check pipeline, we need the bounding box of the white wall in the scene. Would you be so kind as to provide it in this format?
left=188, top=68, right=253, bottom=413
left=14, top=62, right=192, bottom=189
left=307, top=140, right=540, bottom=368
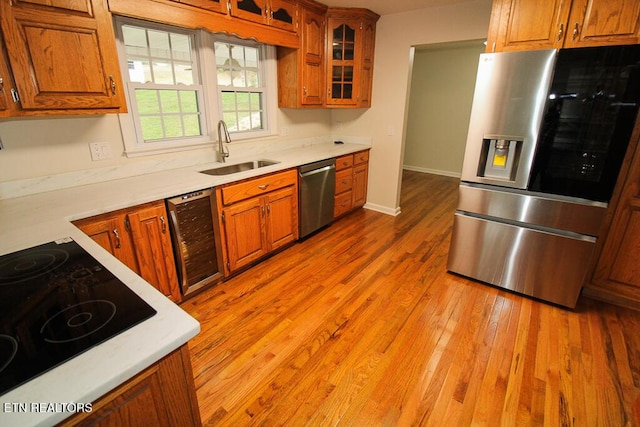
left=404, top=41, right=485, bottom=177
left=0, top=109, right=331, bottom=186
left=332, top=0, right=492, bottom=214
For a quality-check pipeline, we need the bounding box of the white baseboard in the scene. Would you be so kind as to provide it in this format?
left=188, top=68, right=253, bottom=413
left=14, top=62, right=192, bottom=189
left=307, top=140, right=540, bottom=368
left=402, top=165, right=461, bottom=178
left=363, top=203, right=401, bottom=216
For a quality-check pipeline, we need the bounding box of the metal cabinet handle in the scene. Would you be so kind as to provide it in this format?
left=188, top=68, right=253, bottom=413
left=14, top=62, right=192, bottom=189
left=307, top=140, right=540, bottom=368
left=572, top=22, right=580, bottom=40
left=113, top=229, right=121, bottom=248
left=267, top=204, right=271, bottom=215
left=258, top=184, right=269, bottom=190
left=557, top=23, right=564, bottom=42
left=160, top=215, right=167, bottom=233
left=109, top=75, right=116, bottom=96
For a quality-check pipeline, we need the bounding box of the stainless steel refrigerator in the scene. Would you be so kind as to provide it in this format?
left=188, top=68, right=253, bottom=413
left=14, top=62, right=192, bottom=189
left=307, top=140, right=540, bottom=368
left=447, top=45, right=640, bottom=308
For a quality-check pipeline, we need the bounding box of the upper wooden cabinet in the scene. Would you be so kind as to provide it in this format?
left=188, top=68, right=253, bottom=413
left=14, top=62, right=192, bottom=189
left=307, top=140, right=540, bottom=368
left=277, top=0, right=327, bottom=108
left=0, top=0, right=126, bottom=113
left=172, top=0, right=228, bottom=14
left=229, top=0, right=298, bottom=32
left=326, top=8, right=379, bottom=108
left=0, top=36, right=19, bottom=117
left=486, top=0, right=640, bottom=52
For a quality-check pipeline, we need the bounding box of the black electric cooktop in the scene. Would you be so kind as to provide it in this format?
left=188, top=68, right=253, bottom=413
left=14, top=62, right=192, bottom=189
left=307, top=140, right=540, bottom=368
left=0, top=238, right=156, bottom=396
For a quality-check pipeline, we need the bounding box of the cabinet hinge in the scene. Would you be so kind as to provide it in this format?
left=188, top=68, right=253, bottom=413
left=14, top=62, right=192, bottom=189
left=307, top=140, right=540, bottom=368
left=10, top=88, right=19, bottom=103
left=221, top=212, right=225, bottom=223
left=227, top=261, right=230, bottom=270
left=124, top=216, right=131, bottom=232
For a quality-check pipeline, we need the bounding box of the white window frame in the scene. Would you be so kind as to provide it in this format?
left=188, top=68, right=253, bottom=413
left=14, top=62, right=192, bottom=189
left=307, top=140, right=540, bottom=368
left=114, top=17, right=278, bottom=157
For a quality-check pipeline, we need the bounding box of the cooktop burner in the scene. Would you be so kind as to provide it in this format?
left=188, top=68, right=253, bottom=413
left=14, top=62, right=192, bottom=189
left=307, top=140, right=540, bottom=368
left=0, top=238, right=156, bottom=396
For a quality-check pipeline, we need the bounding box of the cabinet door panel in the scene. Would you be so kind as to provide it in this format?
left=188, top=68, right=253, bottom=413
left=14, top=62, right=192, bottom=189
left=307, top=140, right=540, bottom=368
left=352, top=162, right=368, bottom=208
left=565, top=0, right=640, bottom=47
left=223, top=197, right=267, bottom=272
left=268, top=0, right=297, bottom=32
left=128, top=204, right=181, bottom=302
left=0, top=0, right=125, bottom=110
left=74, top=214, right=139, bottom=274
left=300, top=6, right=325, bottom=105
left=496, top=0, right=571, bottom=51
left=266, top=186, right=297, bottom=250
left=230, top=0, right=267, bottom=25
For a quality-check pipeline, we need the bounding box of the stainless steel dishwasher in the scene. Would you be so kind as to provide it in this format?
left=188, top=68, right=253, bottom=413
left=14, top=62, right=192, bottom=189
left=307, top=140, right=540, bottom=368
left=298, top=159, right=336, bottom=238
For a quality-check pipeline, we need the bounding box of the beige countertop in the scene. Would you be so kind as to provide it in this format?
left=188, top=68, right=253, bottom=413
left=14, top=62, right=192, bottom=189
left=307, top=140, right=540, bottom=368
left=0, top=141, right=370, bottom=426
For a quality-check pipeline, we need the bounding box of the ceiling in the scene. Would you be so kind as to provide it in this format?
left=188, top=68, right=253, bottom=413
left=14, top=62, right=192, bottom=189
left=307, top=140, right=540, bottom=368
left=316, top=0, right=472, bottom=16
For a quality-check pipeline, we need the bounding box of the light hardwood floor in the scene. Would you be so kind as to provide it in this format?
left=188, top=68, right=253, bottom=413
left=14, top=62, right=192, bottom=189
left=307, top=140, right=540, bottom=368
left=181, top=170, right=640, bottom=426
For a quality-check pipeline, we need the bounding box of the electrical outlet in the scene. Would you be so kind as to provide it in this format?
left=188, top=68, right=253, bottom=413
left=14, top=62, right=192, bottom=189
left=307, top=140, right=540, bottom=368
left=89, top=142, right=112, bottom=161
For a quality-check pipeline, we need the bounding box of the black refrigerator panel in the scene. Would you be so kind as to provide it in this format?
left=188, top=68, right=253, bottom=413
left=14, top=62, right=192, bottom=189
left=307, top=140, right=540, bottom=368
left=529, top=44, right=640, bottom=202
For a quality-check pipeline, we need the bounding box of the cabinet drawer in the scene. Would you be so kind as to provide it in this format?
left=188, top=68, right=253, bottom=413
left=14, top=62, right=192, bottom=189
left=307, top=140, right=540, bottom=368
left=334, top=191, right=353, bottom=217
left=335, top=168, right=353, bottom=194
left=335, top=154, right=354, bottom=171
left=221, top=169, right=297, bottom=205
left=354, top=150, right=369, bottom=164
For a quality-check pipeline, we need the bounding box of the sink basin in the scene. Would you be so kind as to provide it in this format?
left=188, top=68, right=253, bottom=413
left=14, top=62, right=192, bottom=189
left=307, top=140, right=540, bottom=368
left=200, top=160, right=280, bottom=176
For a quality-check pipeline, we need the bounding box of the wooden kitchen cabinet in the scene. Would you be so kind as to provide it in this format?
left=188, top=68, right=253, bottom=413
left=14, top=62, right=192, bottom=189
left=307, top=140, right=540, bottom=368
left=73, top=201, right=181, bottom=303
left=325, top=8, right=379, bottom=108
left=229, top=0, right=298, bottom=32
left=486, top=0, right=640, bottom=52
left=216, top=169, right=298, bottom=275
left=585, top=118, right=640, bottom=310
left=59, top=345, right=201, bottom=427
left=171, top=0, right=229, bottom=14
left=334, top=150, right=369, bottom=218
left=277, top=0, right=327, bottom=108
left=0, top=38, right=18, bottom=117
left=0, top=0, right=126, bottom=114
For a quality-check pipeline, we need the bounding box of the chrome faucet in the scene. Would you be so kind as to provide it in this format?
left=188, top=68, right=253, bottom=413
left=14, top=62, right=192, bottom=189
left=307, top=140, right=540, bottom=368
left=217, top=120, right=231, bottom=163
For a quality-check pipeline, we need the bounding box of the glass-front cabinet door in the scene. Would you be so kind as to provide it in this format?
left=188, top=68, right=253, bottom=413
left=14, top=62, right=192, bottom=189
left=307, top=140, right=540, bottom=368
left=326, top=17, right=359, bottom=106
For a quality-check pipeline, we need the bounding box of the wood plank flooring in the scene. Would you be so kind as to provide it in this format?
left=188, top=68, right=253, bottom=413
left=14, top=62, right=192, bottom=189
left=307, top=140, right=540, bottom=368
left=181, top=170, right=640, bottom=426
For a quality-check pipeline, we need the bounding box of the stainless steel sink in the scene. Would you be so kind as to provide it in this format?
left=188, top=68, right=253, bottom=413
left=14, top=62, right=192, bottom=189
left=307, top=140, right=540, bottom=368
left=200, top=160, right=280, bottom=176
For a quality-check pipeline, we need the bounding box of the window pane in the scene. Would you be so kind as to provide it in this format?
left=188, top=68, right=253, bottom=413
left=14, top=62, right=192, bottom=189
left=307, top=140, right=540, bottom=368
left=183, top=115, right=201, bottom=136
left=140, top=116, right=163, bottom=140
left=148, top=30, right=171, bottom=59
left=246, top=70, right=259, bottom=88
left=159, top=90, right=180, bottom=113
left=123, top=26, right=148, bottom=53
left=128, top=59, right=151, bottom=83
left=245, top=47, right=258, bottom=68
left=164, top=115, right=183, bottom=138
left=236, top=92, right=250, bottom=110
left=180, top=91, right=198, bottom=113
left=170, top=33, right=191, bottom=61
left=215, top=43, right=230, bottom=67
left=135, top=89, right=160, bottom=114
left=223, top=112, right=238, bottom=131
left=221, top=92, right=236, bottom=111
left=249, top=92, right=261, bottom=110
left=153, top=61, right=174, bottom=84
left=175, top=63, right=194, bottom=85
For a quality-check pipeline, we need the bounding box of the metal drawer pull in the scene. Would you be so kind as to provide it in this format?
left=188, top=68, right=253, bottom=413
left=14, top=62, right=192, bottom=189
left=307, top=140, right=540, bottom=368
left=258, top=184, right=269, bottom=190
left=160, top=215, right=167, bottom=233
left=113, top=229, right=121, bottom=248
left=572, top=22, right=579, bottom=40
left=109, top=75, right=117, bottom=96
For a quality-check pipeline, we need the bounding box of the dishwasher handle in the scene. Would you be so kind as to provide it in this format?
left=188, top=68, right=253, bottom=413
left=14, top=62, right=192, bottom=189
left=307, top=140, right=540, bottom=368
left=299, top=164, right=335, bottom=178
left=298, top=158, right=336, bottom=176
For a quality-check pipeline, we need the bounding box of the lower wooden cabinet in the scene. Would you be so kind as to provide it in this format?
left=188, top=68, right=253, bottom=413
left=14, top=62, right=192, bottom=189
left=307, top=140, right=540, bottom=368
left=58, top=345, right=201, bottom=427
left=334, top=149, right=369, bottom=218
left=585, top=119, right=640, bottom=310
left=73, top=200, right=181, bottom=303
left=216, top=169, right=299, bottom=275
